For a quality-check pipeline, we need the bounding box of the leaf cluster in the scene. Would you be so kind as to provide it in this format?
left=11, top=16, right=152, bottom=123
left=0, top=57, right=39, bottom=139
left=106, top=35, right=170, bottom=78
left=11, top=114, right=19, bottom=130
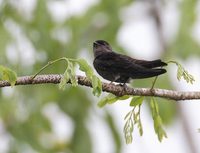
left=177, top=63, right=195, bottom=84
left=124, top=96, right=144, bottom=144
left=60, top=58, right=102, bottom=96
left=0, top=65, right=17, bottom=86
left=98, top=92, right=169, bottom=143
left=34, top=57, right=102, bottom=97
left=169, top=61, right=195, bottom=84
left=150, top=98, right=167, bottom=142
left=97, top=93, right=130, bottom=107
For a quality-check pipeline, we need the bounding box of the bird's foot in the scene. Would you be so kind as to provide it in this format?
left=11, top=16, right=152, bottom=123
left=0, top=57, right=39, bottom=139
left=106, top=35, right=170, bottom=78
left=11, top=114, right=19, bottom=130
left=109, top=81, right=114, bottom=85
left=104, top=81, right=114, bottom=90
left=117, top=83, right=128, bottom=94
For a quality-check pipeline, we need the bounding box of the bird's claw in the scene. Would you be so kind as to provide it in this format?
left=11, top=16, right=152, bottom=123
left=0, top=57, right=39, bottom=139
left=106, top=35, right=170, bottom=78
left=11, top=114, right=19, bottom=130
left=117, top=83, right=128, bottom=95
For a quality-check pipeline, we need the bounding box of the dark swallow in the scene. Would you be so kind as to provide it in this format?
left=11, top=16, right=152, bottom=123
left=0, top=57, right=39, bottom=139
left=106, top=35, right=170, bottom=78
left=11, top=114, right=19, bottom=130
left=93, top=40, right=167, bottom=84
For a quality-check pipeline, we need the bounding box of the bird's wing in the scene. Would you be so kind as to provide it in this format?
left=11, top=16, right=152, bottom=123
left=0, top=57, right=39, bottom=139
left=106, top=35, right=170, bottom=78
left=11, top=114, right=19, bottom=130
left=128, top=58, right=167, bottom=68
left=94, top=52, right=148, bottom=72
left=94, top=52, right=166, bottom=79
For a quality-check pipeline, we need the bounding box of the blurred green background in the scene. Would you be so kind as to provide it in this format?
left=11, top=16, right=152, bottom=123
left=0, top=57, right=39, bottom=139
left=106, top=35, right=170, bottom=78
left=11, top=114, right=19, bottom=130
left=0, top=0, right=200, bottom=153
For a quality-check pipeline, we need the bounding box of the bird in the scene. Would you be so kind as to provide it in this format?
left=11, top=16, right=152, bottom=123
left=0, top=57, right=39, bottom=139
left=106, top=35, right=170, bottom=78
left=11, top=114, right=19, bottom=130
left=93, top=40, right=167, bottom=84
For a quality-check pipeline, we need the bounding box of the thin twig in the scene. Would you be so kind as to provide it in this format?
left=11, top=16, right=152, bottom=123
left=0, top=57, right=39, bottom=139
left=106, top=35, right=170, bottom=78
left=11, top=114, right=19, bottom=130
left=151, top=76, right=158, bottom=90
left=32, top=57, right=68, bottom=79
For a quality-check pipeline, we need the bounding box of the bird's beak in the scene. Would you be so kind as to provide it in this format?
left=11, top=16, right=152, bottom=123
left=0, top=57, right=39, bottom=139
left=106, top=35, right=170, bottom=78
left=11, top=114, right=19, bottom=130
left=93, top=41, right=98, bottom=48
left=94, top=41, right=98, bottom=45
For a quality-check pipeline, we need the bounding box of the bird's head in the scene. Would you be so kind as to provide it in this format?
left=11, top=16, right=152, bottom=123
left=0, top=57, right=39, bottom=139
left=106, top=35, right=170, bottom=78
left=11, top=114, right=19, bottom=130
left=93, top=40, right=112, bottom=57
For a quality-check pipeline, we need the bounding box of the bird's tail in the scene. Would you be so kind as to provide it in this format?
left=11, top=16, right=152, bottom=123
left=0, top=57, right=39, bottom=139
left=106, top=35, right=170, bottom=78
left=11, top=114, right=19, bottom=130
left=137, top=59, right=167, bottom=68
left=132, top=68, right=167, bottom=79
left=150, top=68, right=167, bottom=76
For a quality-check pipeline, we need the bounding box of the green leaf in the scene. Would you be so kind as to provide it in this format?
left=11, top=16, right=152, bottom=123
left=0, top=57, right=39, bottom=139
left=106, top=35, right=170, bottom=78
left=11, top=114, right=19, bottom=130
left=123, top=104, right=143, bottom=144
left=91, top=75, right=102, bottom=97
left=0, top=65, right=17, bottom=86
left=77, top=58, right=93, bottom=79
left=124, top=111, right=132, bottom=120
left=59, top=68, right=70, bottom=90
left=130, top=96, right=144, bottom=106
left=76, top=59, right=102, bottom=97
left=174, top=61, right=195, bottom=84
left=138, top=121, right=143, bottom=136
left=183, top=70, right=195, bottom=84
left=150, top=97, right=167, bottom=142
left=98, top=93, right=130, bottom=107
left=150, top=98, right=156, bottom=118
left=68, top=61, right=78, bottom=86
left=123, top=111, right=134, bottom=144
left=97, top=93, right=117, bottom=107
left=59, top=60, right=77, bottom=89
left=118, top=95, right=130, bottom=100
left=177, top=64, right=183, bottom=81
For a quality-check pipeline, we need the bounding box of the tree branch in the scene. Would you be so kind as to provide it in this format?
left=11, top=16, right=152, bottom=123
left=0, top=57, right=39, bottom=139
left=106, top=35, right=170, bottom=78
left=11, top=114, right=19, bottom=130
left=0, top=74, right=199, bottom=101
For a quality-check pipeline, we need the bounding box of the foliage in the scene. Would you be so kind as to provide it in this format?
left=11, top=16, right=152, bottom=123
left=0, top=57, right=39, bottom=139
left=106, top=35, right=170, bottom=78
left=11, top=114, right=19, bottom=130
left=59, top=59, right=78, bottom=88
left=150, top=98, right=167, bottom=142
left=75, top=58, right=102, bottom=96
left=0, top=65, right=17, bottom=86
left=168, top=61, right=195, bottom=84
left=99, top=95, right=167, bottom=143
left=98, top=93, right=130, bottom=107
left=124, top=96, right=144, bottom=144
left=33, top=57, right=102, bottom=97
